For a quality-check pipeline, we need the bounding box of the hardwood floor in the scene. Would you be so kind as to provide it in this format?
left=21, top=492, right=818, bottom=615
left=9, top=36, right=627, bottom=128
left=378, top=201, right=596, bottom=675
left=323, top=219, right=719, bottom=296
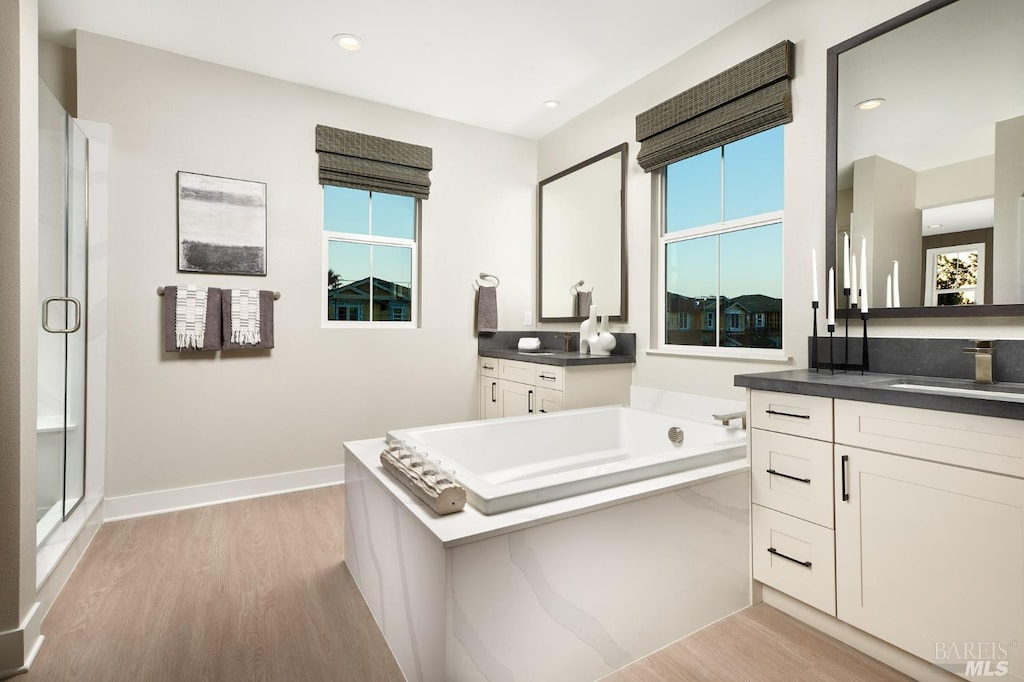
left=24, top=486, right=910, bottom=681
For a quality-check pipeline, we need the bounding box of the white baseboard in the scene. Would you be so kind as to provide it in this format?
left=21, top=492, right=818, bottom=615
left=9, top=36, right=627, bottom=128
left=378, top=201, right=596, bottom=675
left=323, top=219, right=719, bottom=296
left=0, top=602, right=43, bottom=680
left=104, top=464, right=345, bottom=522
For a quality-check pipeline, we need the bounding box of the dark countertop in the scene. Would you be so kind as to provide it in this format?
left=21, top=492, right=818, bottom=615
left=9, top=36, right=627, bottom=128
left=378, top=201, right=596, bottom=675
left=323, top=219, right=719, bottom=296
left=735, top=369, right=1024, bottom=421
left=479, top=348, right=635, bottom=367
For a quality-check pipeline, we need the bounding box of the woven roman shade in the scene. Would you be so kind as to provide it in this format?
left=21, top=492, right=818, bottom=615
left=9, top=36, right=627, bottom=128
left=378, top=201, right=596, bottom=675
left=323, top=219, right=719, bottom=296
left=635, top=40, right=795, bottom=172
left=316, top=125, right=433, bottom=199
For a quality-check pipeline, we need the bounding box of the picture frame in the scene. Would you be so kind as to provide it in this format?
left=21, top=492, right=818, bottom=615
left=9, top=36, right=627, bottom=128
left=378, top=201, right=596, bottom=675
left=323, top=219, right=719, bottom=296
left=177, top=171, right=267, bottom=275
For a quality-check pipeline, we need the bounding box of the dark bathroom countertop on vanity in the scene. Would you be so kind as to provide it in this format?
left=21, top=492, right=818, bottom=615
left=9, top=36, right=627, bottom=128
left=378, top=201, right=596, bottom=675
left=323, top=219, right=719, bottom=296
left=735, top=369, right=1024, bottom=421
left=478, top=348, right=634, bottom=367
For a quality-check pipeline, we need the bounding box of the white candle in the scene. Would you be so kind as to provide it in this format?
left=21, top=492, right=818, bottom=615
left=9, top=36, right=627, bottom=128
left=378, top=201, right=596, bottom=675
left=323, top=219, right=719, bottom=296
left=886, top=274, right=893, bottom=308
left=827, top=267, right=836, bottom=326
left=892, top=260, right=900, bottom=307
left=860, top=237, right=868, bottom=302
left=860, top=276, right=869, bottom=313
left=850, top=253, right=859, bottom=306
left=811, top=249, right=819, bottom=303
left=843, top=233, right=851, bottom=291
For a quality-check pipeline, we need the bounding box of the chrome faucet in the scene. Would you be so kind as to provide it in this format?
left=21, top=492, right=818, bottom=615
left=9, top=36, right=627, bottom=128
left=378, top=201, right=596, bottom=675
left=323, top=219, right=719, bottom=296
left=962, top=340, right=994, bottom=384
left=712, top=411, right=747, bottom=430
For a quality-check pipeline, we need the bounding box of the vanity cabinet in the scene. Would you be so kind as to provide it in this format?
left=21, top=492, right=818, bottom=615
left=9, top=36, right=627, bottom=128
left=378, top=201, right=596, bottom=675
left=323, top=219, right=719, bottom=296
left=748, top=388, right=1024, bottom=679
left=834, top=399, right=1024, bottom=678
left=478, top=357, right=630, bottom=420
left=478, top=359, right=499, bottom=420
left=749, top=391, right=837, bottom=615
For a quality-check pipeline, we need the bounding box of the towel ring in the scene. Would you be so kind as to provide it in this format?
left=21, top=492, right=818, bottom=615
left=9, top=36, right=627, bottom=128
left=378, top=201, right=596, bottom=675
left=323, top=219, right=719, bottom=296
left=472, top=272, right=500, bottom=290
left=570, top=280, right=593, bottom=295
left=157, top=286, right=281, bottom=300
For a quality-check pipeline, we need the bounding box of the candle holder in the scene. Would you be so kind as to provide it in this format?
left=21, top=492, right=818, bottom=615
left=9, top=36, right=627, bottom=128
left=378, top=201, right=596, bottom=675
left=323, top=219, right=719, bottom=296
left=811, top=301, right=819, bottom=371
left=842, top=287, right=851, bottom=371
left=827, top=323, right=836, bottom=375
left=860, top=312, right=870, bottom=374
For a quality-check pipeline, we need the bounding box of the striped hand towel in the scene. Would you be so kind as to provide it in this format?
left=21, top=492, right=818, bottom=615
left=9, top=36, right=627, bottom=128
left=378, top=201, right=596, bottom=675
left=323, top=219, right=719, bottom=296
left=230, top=289, right=261, bottom=346
left=175, top=285, right=209, bottom=349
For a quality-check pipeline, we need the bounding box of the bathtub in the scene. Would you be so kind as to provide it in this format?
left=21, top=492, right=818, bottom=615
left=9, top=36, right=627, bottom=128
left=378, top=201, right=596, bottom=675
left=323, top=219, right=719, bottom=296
left=387, top=405, right=746, bottom=514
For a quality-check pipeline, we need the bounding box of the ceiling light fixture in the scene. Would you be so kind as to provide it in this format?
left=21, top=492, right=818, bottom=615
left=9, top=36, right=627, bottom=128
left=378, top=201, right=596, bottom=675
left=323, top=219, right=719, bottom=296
left=855, top=98, right=886, bottom=111
left=928, top=224, right=943, bottom=229
left=333, top=33, right=362, bottom=51
left=544, top=100, right=560, bottom=109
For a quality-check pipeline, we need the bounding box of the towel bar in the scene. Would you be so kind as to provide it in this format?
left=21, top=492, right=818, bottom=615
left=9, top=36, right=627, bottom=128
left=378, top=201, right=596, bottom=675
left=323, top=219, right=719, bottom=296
left=158, top=286, right=280, bottom=300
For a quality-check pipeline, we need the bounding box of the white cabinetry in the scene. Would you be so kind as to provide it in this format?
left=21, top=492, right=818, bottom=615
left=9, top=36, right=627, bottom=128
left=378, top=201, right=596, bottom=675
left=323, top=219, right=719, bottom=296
left=749, top=388, right=1024, bottom=680
left=479, top=357, right=631, bottom=420
left=834, top=400, right=1024, bottom=680
left=749, top=390, right=836, bottom=616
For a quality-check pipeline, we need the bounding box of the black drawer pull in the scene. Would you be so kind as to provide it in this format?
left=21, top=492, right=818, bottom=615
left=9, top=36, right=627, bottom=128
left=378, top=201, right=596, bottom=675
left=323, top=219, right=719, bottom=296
left=765, top=409, right=811, bottom=419
left=767, top=547, right=812, bottom=568
left=539, top=374, right=557, bottom=381
left=766, top=469, right=811, bottom=484
left=841, top=454, right=849, bottom=502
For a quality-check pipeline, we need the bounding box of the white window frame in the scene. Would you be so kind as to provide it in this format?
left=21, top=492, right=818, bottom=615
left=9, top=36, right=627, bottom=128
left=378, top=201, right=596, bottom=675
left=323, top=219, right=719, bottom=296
left=653, top=133, right=785, bottom=360
left=924, top=242, right=985, bottom=306
left=321, top=191, right=420, bottom=329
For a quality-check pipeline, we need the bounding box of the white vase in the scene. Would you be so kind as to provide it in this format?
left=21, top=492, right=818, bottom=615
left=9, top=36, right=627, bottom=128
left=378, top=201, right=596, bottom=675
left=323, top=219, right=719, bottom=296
left=579, top=305, right=597, bottom=354
left=590, top=315, right=616, bottom=356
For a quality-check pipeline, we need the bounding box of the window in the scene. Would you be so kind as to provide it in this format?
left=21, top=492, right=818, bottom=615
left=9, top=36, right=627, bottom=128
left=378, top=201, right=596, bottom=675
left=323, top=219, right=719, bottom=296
left=924, top=243, right=984, bottom=306
left=323, top=185, right=418, bottom=326
left=659, top=127, right=784, bottom=351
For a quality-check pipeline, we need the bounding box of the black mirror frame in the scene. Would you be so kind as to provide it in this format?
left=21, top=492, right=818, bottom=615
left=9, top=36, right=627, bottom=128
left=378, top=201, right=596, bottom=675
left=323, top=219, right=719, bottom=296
left=825, top=0, right=1024, bottom=318
left=537, top=142, right=628, bottom=323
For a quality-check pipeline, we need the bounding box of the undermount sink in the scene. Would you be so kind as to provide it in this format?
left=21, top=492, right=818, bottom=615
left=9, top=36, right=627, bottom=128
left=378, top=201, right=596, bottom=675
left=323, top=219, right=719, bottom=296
left=879, top=377, right=1024, bottom=403
left=517, top=351, right=558, bottom=356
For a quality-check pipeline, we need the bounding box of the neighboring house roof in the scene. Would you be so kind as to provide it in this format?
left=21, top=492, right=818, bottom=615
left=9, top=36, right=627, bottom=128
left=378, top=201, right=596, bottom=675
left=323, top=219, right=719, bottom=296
left=726, top=294, right=782, bottom=314
left=328, top=277, right=411, bottom=303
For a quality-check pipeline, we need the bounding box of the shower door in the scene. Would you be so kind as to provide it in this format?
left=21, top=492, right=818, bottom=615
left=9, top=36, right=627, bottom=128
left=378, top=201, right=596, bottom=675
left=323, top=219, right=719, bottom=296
left=37, top=83, right=88, bottom=546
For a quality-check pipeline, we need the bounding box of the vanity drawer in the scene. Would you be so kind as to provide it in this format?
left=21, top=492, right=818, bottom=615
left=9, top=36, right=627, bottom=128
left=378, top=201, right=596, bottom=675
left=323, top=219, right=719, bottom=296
left=751, top=430, right=834, bottom=528
left=750, top=391, right=833, bottom=442
left=498, top=359, right=536, bottom=385
left=479, top=357, right=498, bottom=378
left=835, top=399, right=1024, bottom=478
left=752, top=504, right=836, bottom=616
left=535, top=365, right=564, bottom=391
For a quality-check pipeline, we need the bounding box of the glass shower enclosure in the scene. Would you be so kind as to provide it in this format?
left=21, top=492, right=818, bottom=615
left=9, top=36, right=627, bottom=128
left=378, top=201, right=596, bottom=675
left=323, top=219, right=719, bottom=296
left=36, top=82, right=88, bottom=546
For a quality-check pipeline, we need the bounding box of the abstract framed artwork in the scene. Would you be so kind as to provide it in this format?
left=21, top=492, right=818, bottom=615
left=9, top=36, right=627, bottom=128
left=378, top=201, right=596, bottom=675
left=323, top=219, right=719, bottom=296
left=177, top=171, right=267, bottom=275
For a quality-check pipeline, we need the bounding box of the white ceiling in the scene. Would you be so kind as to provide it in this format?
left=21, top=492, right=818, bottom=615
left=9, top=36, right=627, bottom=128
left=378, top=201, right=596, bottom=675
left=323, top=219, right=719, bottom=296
left=836, top=0, right=1024, bottom=189
left=38, top=0, right=772, bottom=139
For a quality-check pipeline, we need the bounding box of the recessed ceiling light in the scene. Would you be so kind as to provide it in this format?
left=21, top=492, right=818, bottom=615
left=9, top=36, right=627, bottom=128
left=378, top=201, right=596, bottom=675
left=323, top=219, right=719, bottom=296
left=928, top=223, right=943, bottom=229
left=856, top=98, right=886, bottom=111
left=544, top=100, right=560, bottom=109
left=333, top=33, right=362, bottom=51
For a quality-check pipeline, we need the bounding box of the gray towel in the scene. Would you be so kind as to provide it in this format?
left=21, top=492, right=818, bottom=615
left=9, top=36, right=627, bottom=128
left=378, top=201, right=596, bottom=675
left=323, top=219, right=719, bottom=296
left=475, top=286, right=497, bottom=335
left=574, top=290, right=592, bottom=317
left=221, top=289, right=275, bottom=350
left=162, top=286, right=222, bottom=352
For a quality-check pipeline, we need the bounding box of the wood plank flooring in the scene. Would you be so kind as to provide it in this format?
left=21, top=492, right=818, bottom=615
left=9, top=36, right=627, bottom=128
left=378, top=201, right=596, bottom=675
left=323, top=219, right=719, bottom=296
left=24, top=486, right=910, bottom=681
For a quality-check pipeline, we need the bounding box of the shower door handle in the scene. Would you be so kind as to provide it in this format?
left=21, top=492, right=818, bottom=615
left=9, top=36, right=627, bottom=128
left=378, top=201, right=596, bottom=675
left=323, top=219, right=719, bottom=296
left=42, top=296, right=82, bottom=334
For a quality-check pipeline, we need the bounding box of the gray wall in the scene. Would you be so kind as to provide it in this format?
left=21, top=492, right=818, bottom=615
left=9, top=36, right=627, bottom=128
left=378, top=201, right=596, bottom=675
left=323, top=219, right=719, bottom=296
left=537, top=0, right=1024, bottom=400
left=0, top=0, right=39, bottom=672
left=75, top=32, right=538, bottom=499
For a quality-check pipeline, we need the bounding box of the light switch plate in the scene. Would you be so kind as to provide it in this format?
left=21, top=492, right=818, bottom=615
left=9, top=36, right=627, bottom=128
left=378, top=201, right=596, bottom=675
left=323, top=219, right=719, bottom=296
left=524, top=311, right=534, bottom=326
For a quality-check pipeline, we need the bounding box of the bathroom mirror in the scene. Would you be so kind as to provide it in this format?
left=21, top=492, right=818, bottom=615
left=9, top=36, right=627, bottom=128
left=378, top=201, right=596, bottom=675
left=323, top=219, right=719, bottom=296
left=826, top=0, right=1024, bottom=317
left=538, top=143, right=627, bottom=322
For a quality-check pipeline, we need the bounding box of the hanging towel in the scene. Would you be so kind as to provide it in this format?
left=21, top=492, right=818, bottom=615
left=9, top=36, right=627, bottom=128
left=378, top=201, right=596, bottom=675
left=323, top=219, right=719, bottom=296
left=574, top=290, right=593, bottom=317
left=475, top=286, right=498, bottom=335
left=221, top=289, right=275, bottom=350
left=162, top=285, right=223, bottom=352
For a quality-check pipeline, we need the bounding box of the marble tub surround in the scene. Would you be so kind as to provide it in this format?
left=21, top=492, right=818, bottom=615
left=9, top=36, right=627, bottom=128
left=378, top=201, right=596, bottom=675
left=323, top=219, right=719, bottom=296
left=735, top=369, right=1024, bottom=420
left=479, top=330, right=635, bottom=366
left=344, top=437, right=750, bottom=682
left=808, top=336, right=1024, bottom=383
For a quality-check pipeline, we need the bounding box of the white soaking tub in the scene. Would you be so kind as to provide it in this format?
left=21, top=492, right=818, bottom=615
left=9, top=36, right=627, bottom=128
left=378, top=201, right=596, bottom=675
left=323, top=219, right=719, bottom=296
left=388, top=405, right=746, bottom=514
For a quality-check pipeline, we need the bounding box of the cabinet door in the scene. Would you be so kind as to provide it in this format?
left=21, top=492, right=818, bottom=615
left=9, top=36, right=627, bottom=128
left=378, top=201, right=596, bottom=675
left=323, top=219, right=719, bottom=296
left=835, top=445, right=1024, bottom=678
left=535, top=387, right=563, bottom=414
left=497, top=380, right=532, bottom=418
left=479, top=376, right=499, bottom=420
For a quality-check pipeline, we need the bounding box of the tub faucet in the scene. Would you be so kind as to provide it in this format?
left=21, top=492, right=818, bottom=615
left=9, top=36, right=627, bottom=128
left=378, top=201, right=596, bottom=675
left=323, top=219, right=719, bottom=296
left=712, top=411, right=747, bottom=430
left=963, top=340, right=994, bottom=384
